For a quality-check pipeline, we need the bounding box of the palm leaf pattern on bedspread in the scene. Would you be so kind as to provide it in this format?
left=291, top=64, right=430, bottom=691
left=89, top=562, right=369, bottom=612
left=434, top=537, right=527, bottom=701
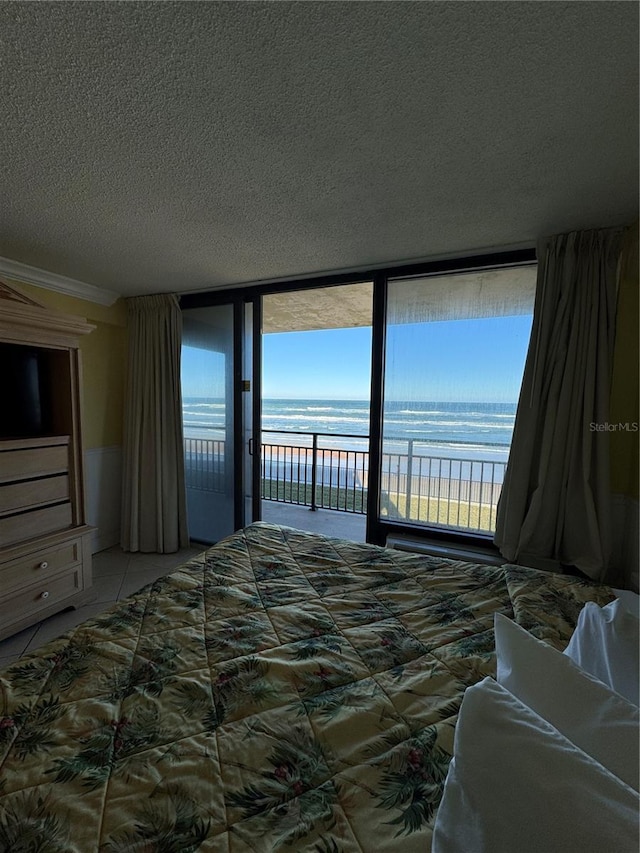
left=0, top=522, right=615, bottom=851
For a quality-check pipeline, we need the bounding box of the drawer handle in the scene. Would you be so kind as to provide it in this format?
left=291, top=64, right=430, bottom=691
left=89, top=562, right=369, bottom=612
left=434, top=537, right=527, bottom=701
left=40, top=591, right=50, bottom=600
left=39, top=561, right=49, bottom=570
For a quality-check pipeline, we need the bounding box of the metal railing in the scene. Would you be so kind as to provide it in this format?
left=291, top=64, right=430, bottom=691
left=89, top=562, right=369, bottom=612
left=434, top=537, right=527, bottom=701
left=379, top=439, right=505, bottom=532
left=183, top=430, right=507, bottom=533
left=262, top=430, right=369, bottom=514
left=184, top=435, right=225, bottom=493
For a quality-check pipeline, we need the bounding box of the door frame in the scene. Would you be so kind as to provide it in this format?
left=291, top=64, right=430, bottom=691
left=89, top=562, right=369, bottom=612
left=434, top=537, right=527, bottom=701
left=232, top=298, right=245, bottom=531
left=251, top=295, right=262, bottom=524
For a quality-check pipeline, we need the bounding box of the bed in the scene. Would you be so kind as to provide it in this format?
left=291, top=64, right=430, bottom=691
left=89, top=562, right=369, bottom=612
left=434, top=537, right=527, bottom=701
left=0, top=522, right=627, bottom=851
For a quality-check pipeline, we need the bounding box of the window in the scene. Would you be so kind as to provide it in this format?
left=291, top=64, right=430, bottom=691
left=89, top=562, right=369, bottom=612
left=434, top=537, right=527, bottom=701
left=380, top=265, right=536, bottom=535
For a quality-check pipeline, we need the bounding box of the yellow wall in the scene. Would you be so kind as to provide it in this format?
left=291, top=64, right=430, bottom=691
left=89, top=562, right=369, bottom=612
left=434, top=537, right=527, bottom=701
left=5, top=279, right=127, bottom=451
left=609, top=223, right=639, bottom=499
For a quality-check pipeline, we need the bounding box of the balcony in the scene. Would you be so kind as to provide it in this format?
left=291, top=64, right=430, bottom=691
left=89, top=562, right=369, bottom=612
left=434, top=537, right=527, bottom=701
left=184, top=430, right=506, bottom=541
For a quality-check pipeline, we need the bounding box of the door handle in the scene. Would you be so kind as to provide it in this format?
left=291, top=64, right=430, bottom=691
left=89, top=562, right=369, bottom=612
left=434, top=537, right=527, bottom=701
left=248, top=437, right=253, bottom=456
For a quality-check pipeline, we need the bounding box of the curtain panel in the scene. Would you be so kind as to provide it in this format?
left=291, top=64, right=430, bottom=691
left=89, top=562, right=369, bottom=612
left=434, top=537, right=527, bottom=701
left=121, top=294, right=189, bottom=553
left=608, top=223, right=639, bottom=590
left=495, top=227, right=623, bottom=581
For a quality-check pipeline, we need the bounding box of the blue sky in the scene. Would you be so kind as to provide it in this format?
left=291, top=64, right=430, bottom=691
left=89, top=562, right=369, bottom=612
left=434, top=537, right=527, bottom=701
left=182, top=346, right=226, bottom=398
left=262, top=327, right=373, bottom=400
left=183, top=315, right=534, bottom=402
left=262, top=315, right=533, bottom=402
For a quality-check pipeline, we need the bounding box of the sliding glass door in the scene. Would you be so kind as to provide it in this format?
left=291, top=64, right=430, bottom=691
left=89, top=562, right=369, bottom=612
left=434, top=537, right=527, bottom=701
left=259, top=284, right=372, bottom=540
left=180, top=248, right=537, bottom=550
left=181, top=302, right=255, bottom=543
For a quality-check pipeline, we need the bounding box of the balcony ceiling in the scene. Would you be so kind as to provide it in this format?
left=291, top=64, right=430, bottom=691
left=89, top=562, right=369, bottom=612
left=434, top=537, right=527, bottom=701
left=262, top=264, right=538, bottom=333
left=263, top=282, right=373, bottom=333
left=0, top=2, right=637, bottom=300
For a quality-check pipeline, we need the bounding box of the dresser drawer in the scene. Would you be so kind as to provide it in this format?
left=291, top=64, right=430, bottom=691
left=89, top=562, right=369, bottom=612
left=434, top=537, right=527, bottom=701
left=0, top=475, right=70, bottom=516
left=0, top=443, right=69, bottom=484
left=0, top=537, right=81, bottom=596
left=0, top=567, right=83, bottom=632
left=0, top=503, right=73, bottom=548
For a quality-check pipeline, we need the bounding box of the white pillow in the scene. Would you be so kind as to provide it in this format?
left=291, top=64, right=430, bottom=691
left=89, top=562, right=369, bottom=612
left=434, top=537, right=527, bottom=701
left=432, top=677, right=640, bottom=853
left=612, top=588, right=640, bottom=618
left=494, top=611, right=639, bottom=791
left=564, top=598, right=639, bottom=707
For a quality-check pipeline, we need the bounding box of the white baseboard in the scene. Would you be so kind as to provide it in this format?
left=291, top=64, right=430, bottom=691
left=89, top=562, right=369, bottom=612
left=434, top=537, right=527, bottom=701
left=84, top=445, right=122, bottom=553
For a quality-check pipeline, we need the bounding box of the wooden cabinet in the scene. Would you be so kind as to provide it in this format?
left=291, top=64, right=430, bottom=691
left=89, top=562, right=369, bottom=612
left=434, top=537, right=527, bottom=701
left=0, top=282, right=95, bottom=641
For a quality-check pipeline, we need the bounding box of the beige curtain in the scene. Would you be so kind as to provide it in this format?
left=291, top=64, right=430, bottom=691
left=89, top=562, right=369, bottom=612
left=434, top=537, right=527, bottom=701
left=608, top=224, right=639, bottom=590
left=495, top=227, right=623, bottom=581
left=121, top=294, right=189, bottom=553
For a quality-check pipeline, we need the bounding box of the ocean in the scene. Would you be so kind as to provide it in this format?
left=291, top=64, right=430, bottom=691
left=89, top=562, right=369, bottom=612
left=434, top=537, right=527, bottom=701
left=182, top=397, right=515, bottom=464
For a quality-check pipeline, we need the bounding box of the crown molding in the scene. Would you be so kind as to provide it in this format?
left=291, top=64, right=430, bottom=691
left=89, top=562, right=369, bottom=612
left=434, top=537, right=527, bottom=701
left=0, top=255, right=121, bottom=307
left=0, top=299, right=96, bottom=345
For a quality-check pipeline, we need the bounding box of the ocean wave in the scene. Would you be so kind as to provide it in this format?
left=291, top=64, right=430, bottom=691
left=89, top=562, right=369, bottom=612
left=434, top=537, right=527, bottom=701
left=263, top=414, right=367, bottom=424
left=265, top=406, right=368, bottom=416
left=392, top=409, right=514, bottom=421
left=395, top=409, right=445, bottom=416
left=185, top=397, right=516, bottom=450
left=182, top=402, right=225, bottom=410
left=384, top=419, right=513, bottom=430
left=262, top=414, right=511, bottom=430
left=452, top=412, right=515, bottom=420
left=273, top=406, right=326, bottom=412
left=183, top=412, right=226, bottom=420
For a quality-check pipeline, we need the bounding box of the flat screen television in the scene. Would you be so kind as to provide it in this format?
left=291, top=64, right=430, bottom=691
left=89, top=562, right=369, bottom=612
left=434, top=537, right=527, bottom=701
left=0, top=342, right=52, bottom=439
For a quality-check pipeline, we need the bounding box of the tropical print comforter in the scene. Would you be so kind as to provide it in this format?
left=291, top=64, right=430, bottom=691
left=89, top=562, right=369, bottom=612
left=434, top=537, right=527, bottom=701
left=0, top=522, right=615, bottom=852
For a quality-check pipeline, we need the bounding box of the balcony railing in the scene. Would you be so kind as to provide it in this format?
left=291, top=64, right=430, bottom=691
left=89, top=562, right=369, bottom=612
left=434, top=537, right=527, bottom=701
left=380, top=439, right=505, bottom=533
left=184, top=435, right=225, bottom=493
left=262, top=430, right=369, bottom=514
left=184, top=429, right=507, bottom=534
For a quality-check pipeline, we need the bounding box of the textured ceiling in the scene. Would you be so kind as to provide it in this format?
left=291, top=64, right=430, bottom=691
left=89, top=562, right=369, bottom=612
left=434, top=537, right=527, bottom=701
left=0, top=1, right=637, bottom=298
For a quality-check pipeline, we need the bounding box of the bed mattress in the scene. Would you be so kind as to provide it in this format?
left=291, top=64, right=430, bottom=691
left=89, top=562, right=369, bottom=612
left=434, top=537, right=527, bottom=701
left=0, top=522, right=615, bottom=851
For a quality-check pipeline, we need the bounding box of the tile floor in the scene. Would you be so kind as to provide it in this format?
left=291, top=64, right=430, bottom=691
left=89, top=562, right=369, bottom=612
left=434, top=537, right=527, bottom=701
left=0, top=542, right=204, bottom=668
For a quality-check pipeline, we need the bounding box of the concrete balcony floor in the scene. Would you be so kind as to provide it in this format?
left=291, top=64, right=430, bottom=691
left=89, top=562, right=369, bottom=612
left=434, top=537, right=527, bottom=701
left=261, top=500, right=366, bottom=542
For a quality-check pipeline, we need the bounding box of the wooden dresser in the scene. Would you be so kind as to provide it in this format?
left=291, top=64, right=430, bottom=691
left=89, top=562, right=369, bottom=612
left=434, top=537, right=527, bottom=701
left=0, top=282, right=95, bottom=641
